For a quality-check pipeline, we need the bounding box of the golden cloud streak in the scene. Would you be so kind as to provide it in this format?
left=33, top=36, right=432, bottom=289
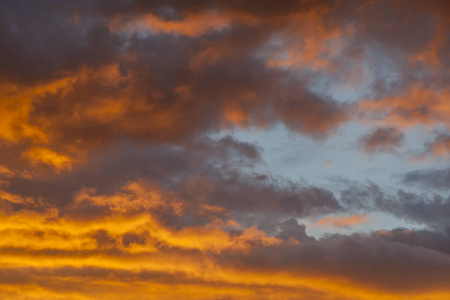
left=1, top=182, right=449, bottom=299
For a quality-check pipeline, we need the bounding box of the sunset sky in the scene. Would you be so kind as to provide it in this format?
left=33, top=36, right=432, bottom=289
left=1, top=1, right=450, bottom=299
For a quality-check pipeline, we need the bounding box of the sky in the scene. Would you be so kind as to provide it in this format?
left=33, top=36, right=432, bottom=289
left=0, top=0, right=450, bottom=299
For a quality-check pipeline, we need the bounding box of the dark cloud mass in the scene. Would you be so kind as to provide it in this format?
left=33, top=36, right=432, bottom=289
left=402, top=168, right=450, bottom=190
left=0, top=0, right=450, bottom=299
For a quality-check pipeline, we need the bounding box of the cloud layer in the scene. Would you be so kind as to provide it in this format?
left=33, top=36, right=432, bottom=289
left=1, top=0, right=450, bottom=299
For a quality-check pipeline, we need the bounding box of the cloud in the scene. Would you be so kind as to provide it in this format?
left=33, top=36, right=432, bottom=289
left=1, top=1, right=450, bottom=299
left=339, top=180, right=450, bottom=229
left=0, top=0, right=355, bottom=161
left=360, top=86, right=450, bottom=128
left=317, top=213, right=370, bottom=228
left=110, top=10, right=259, bottom=37
left=2, top=189, right=450, bottom=299
left=375, top=227, right=450, bottom=254
left=401, top=168, right=450, bottom=190
left=23, top=147, right=73, bottom=171
left=218, top=231, right=450, bottom=296
left=3, top=0, right=448, bottom=172
left=424, top=133, right=450, bottom=157
left=360, top=126, right=404, bottom=154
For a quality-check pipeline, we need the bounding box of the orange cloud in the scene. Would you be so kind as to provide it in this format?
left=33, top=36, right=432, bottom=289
left=0, top=165, right=14, bottom=177
left=409, top=18, right=449, bottom=69
left=427, top=134, right=450, bottom=157
left=317, top=214, right=371, bottom=228
left=110, top=10, right=259, bottom=37
left=74, top=181, right=185, bottom=216
left=23, top=147, right=73, bottom=171
left=0, top=182, right=281, bottom=254
left=360, top=86, right=450, bottom=128
left=0, top=189, right=34, bottom=205
left=266, top=8, right=351, bottom=71
left=1, top=182, right=450, bottom=299
left=0, top=79, right=73, bottom=143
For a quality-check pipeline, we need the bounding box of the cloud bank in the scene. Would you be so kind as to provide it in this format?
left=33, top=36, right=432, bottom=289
left=1, top=0, right=450, bottom=299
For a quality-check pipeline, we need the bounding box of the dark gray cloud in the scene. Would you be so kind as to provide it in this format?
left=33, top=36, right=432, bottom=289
left=0, top=1, right=122, bottom=84
left=401, top=168, right=450, bottom=190
left=339, top=180, right=450, bottom=230
left=173, top=170, right=343, bottom=231
left=0, top=135, right=342, bottom=232
left=218, top=230, right=450, bottom=293
left=0, top=135, right=261, bottom=205
left=375, top=227, right=450, bottom=254
left=276, top=218, right=316, bottom=242
left=2, top=0, right=447, bottom=156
